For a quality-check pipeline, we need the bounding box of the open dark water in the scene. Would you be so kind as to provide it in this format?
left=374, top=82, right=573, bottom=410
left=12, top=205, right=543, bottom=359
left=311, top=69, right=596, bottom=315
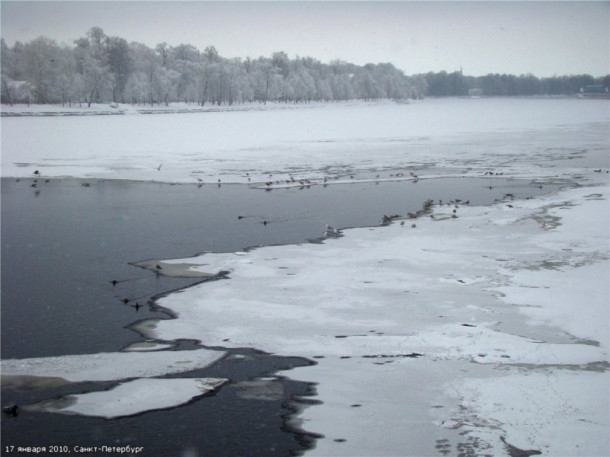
left=1, top=176, right=568, bottom=457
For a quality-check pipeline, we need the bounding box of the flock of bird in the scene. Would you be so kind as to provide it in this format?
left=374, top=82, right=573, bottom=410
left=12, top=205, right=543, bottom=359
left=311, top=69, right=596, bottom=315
left=18, top=170, right=93, bottom=196
left=109, top=270, right=166, bottom=312
left=186, top=169, right=423, bottom=191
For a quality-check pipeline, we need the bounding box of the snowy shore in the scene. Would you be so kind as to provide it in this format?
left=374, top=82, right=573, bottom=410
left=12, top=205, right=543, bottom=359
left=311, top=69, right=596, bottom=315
left=1, top=99, right=608, bottom=455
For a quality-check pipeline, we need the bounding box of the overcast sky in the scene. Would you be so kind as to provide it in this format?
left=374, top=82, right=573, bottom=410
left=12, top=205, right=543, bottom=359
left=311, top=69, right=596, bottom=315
left=1, top=1, right=608, bottom=77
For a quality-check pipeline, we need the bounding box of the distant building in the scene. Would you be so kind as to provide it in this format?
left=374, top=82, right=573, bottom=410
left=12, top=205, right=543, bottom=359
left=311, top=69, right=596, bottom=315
left=579, top=85, right=609, bottom=98
left=468, top=88, right=483, bottom=97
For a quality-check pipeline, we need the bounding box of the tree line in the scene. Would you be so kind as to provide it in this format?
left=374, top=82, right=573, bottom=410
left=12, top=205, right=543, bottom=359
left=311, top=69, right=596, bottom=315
left=424, top=70, right=609, bottom=97
left=2, top=27, right=607, bottom=106
left=1, top=27, right=426, bottom=106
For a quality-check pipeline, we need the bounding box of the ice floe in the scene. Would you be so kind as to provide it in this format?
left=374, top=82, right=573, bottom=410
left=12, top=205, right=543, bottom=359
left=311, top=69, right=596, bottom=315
left=23, top=378, right=228, bottom=419
left=1, top=349, right=228, bottom=418
left=1, top=349, right=226, bottom=384
left=122, top=341, right=176, bottom=352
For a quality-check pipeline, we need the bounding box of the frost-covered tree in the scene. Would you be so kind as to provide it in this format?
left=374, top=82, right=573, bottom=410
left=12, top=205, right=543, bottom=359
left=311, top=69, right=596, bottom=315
left=249, top=58, right=281, bottom=104
left=124, top=71, right=148, bottom=104
left=155, top=42, right=170, bottom=67
left=354, top=66, right=383, bottom=100
left=203, top=46, right=219, bottom=63
left=73, top=36, right=111, bottom=106
left=18, top=36, right=65, bottom=103
left=153, top=65, right=180, bottom=105
left=128, top=41, right=163, bottom=105
left=105, top=36, right=132, bottom=102
left=271, top=51, right=290, bottom=79
left=6, top=25, right=599, bottom=106
left=315, top=78, right=333, bottom=101
left=287, top=70, right=315, bottom=102
left=87, top=27, right=106, bottom=61
left=1, top=74, right=34, bottom=105
left=1, top=39, right=15, bottom=76
left=174, top=60, right=200, bottom=103
left=172, top=43, right=199, bottom=62
left=225, top=59, right=252, bottom=104
left=55, top=46, right=81, bottom=106
left=168, top=43, right=202, bottom=102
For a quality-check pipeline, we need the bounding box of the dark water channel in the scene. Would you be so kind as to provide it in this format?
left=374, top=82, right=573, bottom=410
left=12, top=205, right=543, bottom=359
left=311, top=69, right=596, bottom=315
left=1, top=176, right=567, bottom=456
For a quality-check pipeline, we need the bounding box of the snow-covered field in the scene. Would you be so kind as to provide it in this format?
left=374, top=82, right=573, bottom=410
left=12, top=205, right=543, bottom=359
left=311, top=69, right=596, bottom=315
left=1, top=98, right=609, bottom=455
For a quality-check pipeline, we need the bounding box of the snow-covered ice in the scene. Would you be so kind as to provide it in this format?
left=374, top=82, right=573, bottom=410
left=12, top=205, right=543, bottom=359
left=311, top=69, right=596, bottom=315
left=1, top=98, right=609, bottom=455
left=24, top=378, right=228, bottom=419
left=2, top=98, right=608, bottom=185
left=138, top=184, right=609, bottom=456
left=1, top=349, right=227, bottom=418
left=122, top=341, right=176, bottom=352
left=1, top=348, right=225, bottom=384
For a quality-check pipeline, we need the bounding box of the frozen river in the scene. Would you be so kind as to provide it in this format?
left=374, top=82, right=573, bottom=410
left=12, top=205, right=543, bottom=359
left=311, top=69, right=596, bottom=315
left=1, top=98, right=608, bottom=456
left=1, top=176, right=564, bottom=359
left=1, top=176, right=567, bottom=456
